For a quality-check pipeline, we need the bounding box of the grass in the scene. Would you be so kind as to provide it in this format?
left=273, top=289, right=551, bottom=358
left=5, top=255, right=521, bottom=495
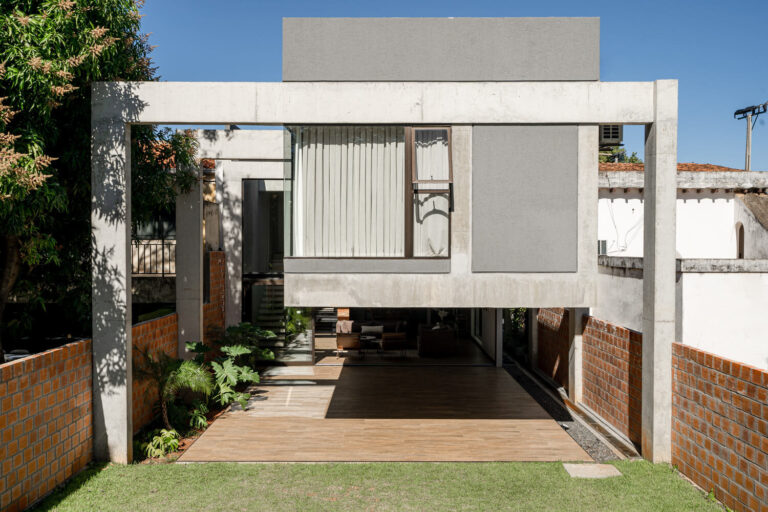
left=31, top=460, right=722, bottom=511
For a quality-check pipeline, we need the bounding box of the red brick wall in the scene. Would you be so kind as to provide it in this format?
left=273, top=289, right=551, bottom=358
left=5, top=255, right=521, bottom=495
left=536, top=308, right=570, bottom=391
left=582, top=316, right=643, bottom=446
left=203, top=251, right=225, bottom=345
left=131, top=313, right=178, bottom=433
left=672, top=343, right=768, bottom=512
left=0, top=339, right=92, bottom=512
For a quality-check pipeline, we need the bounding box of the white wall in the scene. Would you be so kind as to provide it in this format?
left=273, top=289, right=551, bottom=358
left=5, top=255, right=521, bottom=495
left=681, top=272, right=768, bottom=370
left=734, top=197, right=768, bottom=259
left=598, top=190, right=737, bottom=259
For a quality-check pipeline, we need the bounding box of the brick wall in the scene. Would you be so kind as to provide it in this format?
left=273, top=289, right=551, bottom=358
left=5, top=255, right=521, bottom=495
left=582, top=316, right=643, bottom=446
left=672, top=343, right=768, bottom=512
left=203, top=251, right=225, bottom=345
left=0, top=339, right=92, bottom=512
left=536, top=308, right=570, bottom=391
left=577, top=313, right=768, bottom=512
left=131, top=313, right=178, bottom=433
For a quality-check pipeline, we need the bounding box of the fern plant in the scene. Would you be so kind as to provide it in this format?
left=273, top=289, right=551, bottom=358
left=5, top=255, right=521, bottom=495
left=133, top=348, right=214, bottom=430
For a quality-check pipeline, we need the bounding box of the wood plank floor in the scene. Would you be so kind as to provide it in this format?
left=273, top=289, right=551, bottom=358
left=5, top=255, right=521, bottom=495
left=179, top=366, right=591, bottom=463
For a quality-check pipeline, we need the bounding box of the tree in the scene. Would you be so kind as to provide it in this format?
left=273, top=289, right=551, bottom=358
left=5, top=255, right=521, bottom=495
left=0, top=1, right=197, bottom=358
left=599, top=146, right=642, bottom=164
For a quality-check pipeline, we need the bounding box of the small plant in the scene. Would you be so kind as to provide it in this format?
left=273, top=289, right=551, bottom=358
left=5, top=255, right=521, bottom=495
left=211, top=345, right=261, bottom=408
left=133, top=348, right=214, bottom=430
left=189, top=401, right=209, bottom=430
left=144, top=429, right=180, bottom=458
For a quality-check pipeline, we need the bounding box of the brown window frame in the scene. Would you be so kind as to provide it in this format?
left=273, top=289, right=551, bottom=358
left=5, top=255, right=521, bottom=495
left=405, top=126, right=452, bottom=259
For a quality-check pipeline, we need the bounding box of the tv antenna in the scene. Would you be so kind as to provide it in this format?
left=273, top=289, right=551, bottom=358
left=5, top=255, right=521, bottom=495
left=734, top=102, right=768, bottom=171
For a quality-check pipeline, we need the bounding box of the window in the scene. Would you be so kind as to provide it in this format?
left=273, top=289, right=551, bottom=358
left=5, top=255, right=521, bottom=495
left=407, top=128, right=452, bottom=258
left=287, top=126, right=452, bottom=259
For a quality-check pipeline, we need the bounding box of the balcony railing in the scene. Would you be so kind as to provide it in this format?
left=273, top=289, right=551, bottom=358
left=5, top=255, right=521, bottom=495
left=132, top=239, right=176, bottom=276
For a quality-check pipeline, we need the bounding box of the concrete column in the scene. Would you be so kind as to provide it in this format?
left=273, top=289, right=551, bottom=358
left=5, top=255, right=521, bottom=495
left=642, top=79, right=678, bottom=463
left=495, top=309, right=504, bottom=367
left=528, top=308, right=539, bottom=369
left=568, top=307, right=588, bottom=404
left=216, top=160, right=243, bottom=327
left=175, top=166, right=204, bottom=357
left=91, top=118, right=132, bottom=463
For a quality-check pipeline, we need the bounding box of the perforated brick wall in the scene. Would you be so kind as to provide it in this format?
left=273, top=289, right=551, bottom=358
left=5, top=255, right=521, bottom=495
left=582, top=315, right=642, bottom=446
left=0, top=339, right=92, bottom=512
left=672, top=343, right=768, bottom=512
left=203, top=251, right=225, bottom=345
left=131, top=313, right=179, bottom=433
left=536, top=308, right=570, bottom=391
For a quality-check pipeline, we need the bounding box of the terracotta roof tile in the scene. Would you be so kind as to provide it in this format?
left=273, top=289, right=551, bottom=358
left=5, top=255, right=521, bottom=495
left=599, top=162, right=745, bottom=172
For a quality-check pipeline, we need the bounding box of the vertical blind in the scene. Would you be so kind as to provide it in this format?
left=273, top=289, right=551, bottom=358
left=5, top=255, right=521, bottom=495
left=292, top=126, right=405, bottom=257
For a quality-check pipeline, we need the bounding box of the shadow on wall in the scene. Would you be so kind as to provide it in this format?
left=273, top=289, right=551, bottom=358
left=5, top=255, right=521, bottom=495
left=90, top=82, right=147, bottom=456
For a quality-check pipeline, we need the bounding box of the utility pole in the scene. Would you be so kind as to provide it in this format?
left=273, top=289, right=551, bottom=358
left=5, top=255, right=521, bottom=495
left=734, top=102, right=767, bottom=171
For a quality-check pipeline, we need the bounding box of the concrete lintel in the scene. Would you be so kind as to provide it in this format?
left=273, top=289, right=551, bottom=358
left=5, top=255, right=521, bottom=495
left=91, top=81, right=655, bottom=125
left=284, top=258, right=450, bottom=274
left=599, top=170, right=768, bottom=190
left=600, top=255, right=768, bottom=274
left=641, top=79, right=678, bottom=463
left=195, top=129, right=286, bottom=160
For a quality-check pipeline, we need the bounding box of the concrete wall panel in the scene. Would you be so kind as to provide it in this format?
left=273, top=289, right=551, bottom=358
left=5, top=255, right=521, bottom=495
left=283, top=18, right=599, bottom=82
left=472, top=125, right=578, bottom=272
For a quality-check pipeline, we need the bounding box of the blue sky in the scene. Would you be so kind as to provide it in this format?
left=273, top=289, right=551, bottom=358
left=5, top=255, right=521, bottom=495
left=140, top=0, right=768, bottom=170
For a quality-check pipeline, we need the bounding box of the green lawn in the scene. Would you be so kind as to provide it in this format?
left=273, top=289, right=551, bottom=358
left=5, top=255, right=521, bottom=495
left=33, top=460, right=720, bottom=512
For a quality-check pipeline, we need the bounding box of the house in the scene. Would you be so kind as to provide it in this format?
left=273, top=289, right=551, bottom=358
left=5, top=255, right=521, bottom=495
left=91, top=17, right=679, bottom=467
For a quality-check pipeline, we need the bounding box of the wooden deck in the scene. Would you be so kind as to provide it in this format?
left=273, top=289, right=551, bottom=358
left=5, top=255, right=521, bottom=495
left=178, top=366, right=591, bottom=463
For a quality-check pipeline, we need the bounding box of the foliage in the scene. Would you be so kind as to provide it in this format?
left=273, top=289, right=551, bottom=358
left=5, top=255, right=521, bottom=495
left=133, top=348, right=213, bottom=431
left=189, top=401, right=209, bottom=431
left=0, top=0, right=198, bottom=357
left=599, top=146, right=642, bottom=163
left=187, top=323, right=275, bottom=409
left=506, top=308, right=527, bottom=333
left=142, top=429, right=180, bottom=459
left=285, top=307, right=311, bottom=336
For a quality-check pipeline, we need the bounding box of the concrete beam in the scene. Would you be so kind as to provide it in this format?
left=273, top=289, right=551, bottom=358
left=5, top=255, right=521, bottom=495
left=91, top=118, right=132, bottom=463
left=641, top=80, right=678, bottom=463
left=599, top=170, right=768, bottom=190
left=92, top=81, right=656, bottom=125
left=175, top=166, right=204, bottom=357
left=195, top=129, right=286, bottom=160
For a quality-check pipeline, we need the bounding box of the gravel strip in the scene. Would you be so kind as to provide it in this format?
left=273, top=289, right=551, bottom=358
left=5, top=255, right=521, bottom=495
left=504, top=362, right=618, bottom=462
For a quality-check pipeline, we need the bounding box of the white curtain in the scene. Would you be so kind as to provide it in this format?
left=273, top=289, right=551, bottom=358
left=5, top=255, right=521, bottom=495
left=413, top=129, right=450, bottom=257
left=293, top=126, right=405, bottom=257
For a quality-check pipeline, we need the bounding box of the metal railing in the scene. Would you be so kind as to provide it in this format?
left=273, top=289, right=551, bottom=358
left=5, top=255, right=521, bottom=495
left=132, top=239, right=176, bottom=276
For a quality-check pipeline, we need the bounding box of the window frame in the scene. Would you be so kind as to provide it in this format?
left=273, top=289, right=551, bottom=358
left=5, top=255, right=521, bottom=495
left=287, top=125, right=453, bottom=260
left=405, top=126, right=453, bottom=259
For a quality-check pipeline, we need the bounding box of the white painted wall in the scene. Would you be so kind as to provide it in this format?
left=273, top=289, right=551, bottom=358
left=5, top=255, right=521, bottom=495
left=598, top=190, right=737, bottom=258
left=681, top=272, right=768, bottom=370
left=734, top=197, right=768, bottom=259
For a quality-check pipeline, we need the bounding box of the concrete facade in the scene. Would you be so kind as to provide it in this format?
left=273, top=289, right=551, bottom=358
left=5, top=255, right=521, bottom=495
left=90, top=18, right=677, bottom=464
left=283, top=18, right=600, bottom=82
left=283, top=124, right=600, bottom=308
